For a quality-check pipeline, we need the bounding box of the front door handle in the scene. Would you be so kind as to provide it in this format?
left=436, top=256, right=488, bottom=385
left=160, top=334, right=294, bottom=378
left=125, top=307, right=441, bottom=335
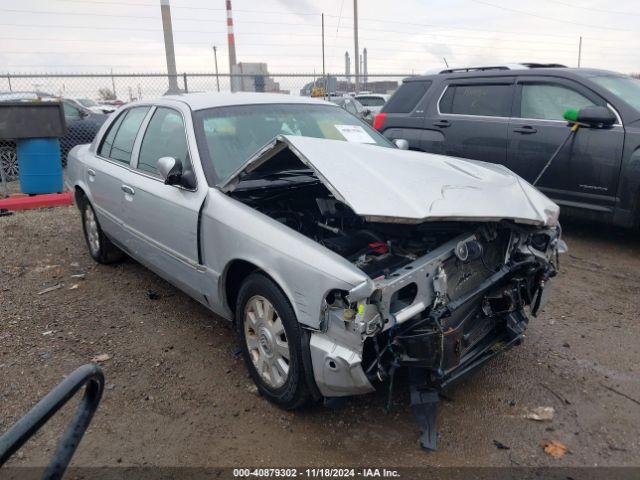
left=433, top=120, right=451, bottom=128
left=121, top=185, right=135, bottom=195
left=513, top=126, right=538, bottom=134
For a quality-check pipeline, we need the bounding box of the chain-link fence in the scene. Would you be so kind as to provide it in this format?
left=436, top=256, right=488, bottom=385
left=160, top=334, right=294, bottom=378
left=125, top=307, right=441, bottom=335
left=0, top=72, right=410, bottom=184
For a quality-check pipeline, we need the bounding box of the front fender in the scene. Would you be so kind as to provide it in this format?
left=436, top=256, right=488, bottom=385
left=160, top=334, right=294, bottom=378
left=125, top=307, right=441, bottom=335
left=201, top=189, right=369, bottom=329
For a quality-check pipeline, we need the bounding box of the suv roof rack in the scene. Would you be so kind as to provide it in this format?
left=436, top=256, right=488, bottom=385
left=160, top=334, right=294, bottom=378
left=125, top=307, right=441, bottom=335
left=434, top=63, right=568, bottom=74
left=519, top=63, right=567, bottom=69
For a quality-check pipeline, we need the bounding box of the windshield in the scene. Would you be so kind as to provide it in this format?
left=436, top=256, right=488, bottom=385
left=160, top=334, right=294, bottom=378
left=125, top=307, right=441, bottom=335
left=78, top=98, right=98, bottom=107
left=194, top=103, right=393, bottom=182
left=591, top=75, right=640, bottom=112
left=357, top=96, right=386, bottom=107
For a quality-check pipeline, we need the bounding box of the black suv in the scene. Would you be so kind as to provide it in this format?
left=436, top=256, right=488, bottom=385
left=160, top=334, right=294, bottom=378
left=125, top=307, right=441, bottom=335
left=374, top=65, right=640, bottom=228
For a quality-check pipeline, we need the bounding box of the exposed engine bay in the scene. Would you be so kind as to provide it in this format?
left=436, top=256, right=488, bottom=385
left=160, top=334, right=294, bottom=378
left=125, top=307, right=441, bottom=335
left=231, top=182, right=469, bottom=279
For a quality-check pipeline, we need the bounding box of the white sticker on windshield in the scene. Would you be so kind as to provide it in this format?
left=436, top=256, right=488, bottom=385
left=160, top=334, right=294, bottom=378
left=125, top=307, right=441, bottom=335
left=334, top=124, right=376, bottom=144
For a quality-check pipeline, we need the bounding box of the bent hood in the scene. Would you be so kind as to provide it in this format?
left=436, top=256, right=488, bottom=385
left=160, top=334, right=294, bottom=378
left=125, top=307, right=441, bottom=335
left=220, top=135, right=560, bottom=226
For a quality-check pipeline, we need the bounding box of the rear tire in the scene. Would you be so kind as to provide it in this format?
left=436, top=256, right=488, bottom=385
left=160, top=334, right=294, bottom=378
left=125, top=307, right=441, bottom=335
left=79, top=196, right=124, bottom=264
left=0, top=144, right=19, bottom=181
left=236, top=273, right=310, bottom=410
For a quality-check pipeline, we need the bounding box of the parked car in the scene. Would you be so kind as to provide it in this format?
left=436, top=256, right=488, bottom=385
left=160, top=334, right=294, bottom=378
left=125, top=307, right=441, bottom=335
left=355, top=93, right=390, bottom=114
left=65, top=92, right=563, bottom=448
left=69, top=97, right=117, bottom=114
left=0, top=93, right=108, bottom=179
left=374, top=64, right=640, bottom=228
left=329, top=96, right=373, bottom=124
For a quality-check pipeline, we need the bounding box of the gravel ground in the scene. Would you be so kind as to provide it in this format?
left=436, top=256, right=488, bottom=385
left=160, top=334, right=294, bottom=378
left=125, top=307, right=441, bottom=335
left=1, top=205, right=639, bottom=468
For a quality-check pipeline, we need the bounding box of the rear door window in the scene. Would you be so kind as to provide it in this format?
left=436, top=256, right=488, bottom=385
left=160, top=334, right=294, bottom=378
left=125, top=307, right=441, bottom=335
left=110, top=107, right=150, bottom=164
left=384, top=81, right=432, bottom=113
left=520, top=83, right=596, bottom=120
left=440, top=84, right=513, bottom=117
left=98, top=112, right=126, bottom=158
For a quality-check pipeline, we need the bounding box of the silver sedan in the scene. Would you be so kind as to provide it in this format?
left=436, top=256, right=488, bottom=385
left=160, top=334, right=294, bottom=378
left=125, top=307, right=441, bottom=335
left=66, top=92, right=564, bottom=448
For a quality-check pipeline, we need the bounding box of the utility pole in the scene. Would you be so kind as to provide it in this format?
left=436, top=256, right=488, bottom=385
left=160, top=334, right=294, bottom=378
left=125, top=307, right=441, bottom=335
left=160, top=0, right=180, bottom=93
left=213, top=45, right=220, bottom=92
left=353, top=0, right=359, bottom=93
left=226, top=0, right=238, bottom=92
left=578, top=36, right=582, bottom=68
left=321, top=13, right=326, bottom=87
left=110, top=68, right=117, bottom=98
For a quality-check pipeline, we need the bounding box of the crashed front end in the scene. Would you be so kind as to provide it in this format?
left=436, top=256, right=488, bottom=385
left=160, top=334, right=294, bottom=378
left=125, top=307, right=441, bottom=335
left=311, top=222, right=562, bottom=396
left=224, top=135, right=565, bottom=449
left=308, top=221, right=563, bottom=450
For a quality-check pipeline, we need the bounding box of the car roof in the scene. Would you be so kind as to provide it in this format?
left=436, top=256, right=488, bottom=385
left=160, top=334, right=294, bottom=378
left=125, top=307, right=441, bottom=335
left=160, top=92, right=332, bottom=111
left=406, top=67, right=621, bottom=82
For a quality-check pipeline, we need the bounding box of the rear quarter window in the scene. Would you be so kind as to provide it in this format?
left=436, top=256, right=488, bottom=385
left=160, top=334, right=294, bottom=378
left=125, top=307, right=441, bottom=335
left=383, top=81, right=432, bottom=113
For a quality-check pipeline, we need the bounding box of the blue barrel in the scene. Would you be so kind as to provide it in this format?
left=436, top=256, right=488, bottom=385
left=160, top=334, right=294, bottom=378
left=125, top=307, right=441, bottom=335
left=16, top=138, right=63, bottom=194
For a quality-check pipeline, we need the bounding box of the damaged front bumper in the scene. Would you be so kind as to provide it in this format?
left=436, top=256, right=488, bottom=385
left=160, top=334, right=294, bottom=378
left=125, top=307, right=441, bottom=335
left=307, top=225, right=561, bottom=399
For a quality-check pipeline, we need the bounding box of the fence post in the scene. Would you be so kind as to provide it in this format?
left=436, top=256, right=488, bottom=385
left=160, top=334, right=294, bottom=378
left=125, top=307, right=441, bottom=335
left=7, top=74, right=12, bottom=92
left=183, top=73, right=188, bottom=93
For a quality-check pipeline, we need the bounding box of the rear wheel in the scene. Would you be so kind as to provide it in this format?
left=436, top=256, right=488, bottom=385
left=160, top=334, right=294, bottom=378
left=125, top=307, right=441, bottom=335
left=236, top=273, right=310, bottom=409
left=0, top=144, right=19, bottom=181
left=79, top=196, right=124, bottom=264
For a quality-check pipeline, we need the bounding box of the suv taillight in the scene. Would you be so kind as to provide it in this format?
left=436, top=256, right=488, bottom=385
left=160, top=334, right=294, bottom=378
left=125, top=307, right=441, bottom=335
left=373, top=112, right=387, bottom=131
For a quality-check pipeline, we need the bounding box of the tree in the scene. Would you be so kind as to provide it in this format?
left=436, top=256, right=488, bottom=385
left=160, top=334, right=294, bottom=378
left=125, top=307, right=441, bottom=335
left=98, top=88, right=116, bottom=101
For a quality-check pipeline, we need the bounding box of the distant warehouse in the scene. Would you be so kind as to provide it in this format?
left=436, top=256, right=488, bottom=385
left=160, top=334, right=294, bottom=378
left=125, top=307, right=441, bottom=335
left=230, top=62, right=289, bottom=94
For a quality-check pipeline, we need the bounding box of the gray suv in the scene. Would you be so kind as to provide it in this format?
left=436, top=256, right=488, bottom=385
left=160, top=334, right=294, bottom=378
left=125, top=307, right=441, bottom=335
left=374, top=64, right=640, bottom=228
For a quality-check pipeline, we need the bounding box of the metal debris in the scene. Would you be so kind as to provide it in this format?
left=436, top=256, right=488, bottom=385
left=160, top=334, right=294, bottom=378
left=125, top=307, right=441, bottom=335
left=37, top=284, right=62, bottom=295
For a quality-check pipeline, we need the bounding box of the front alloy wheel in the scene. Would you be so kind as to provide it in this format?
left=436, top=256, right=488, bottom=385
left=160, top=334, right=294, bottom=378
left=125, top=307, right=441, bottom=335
left=243, top=295, right=291, bottom=388
left=236, top=273, right=310, bottom=409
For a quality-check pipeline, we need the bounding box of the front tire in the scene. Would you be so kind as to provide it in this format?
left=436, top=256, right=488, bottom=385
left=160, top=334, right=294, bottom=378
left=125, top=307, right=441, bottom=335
left=79, top=197, right=124, bottom=264
left=236, top=273, right=310, bottom=410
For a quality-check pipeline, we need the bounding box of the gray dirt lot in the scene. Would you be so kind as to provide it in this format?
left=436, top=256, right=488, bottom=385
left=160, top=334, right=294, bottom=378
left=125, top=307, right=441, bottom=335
left=1, top=205, right=639, bottom=468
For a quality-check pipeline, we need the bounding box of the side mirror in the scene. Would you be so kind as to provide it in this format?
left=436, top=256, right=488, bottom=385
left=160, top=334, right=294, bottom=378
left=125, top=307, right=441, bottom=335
left=393, top=139, right=410, bottom=150
left=563, top=106, right=616, bottom=128
left=158, top=156, right=183, bottom=185
left=362, top=108, right=371, bottom=117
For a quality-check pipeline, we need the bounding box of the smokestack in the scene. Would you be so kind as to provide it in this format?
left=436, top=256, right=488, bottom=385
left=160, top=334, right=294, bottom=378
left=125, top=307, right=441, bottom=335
left=160, top=0, right=179, bottom=93
left=226, top=0, right=237, bottom=69
left=363, top=48, right=368, bottom=84
left=345, top=51, right=351, bottom=81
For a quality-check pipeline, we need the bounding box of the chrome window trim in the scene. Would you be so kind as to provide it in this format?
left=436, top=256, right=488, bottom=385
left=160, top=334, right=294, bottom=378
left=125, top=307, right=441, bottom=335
left=436, top=83, right=624, bottom=127
left=436, top=84, right=511, bottom=120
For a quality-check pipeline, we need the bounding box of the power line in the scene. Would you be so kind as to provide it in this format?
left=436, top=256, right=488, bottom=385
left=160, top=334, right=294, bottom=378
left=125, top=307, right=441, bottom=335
left=54, top=0, right=321, bottom=16
left=47, top=0, right=635, bottom=40
left=541, top=0, right=640, bottom=16
left=469, top=0, right=633, bottom=31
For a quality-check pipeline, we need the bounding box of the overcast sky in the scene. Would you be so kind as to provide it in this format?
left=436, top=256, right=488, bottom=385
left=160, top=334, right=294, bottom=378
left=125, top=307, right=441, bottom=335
left=1, top=0, right=638, bottom=75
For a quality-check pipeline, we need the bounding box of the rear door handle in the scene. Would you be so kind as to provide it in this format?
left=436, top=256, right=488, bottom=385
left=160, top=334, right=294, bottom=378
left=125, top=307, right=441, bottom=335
left=121, top=185, right=135, bottom=195
left=87, top=169, right=96, bottom=177
left=433, top=120, right=451, bottom=128
left=513, top=126, right=537, bottom=134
